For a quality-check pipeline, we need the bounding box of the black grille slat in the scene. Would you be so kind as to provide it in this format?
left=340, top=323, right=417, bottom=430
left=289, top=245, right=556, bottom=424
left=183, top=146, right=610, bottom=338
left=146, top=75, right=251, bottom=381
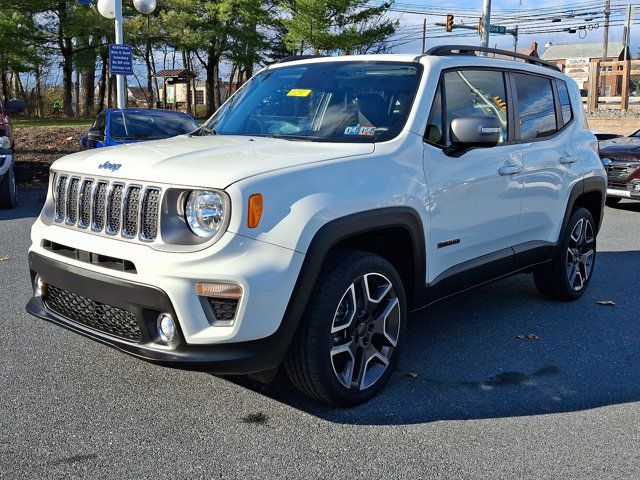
left=78, top=180, right=93, bottom=228
left=45, top=284, right=142, bottom=342
left=66, top=178, right=80, bottom=225
left=123, top=187, right=141, bottom=238
left=141, top=189, right=160, bottom=240
left=54, top=175, right=68, bottom=222
left=93, top=182, right=108, bottom=230
left=106, top=184, right=124, bottom=234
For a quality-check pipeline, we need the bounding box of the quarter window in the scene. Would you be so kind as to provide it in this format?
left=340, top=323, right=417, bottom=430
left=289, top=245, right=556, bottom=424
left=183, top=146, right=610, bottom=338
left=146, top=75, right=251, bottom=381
left=426, top=69, right=509, bottom=147
left=557, top=80, right=573, bottom=126
left=513, top=73, right=557, bottom=140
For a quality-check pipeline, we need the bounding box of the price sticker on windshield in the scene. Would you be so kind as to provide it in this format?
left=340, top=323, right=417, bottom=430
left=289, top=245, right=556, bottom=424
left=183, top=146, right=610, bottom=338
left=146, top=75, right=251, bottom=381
left=287, top=88, right=312, bottom=97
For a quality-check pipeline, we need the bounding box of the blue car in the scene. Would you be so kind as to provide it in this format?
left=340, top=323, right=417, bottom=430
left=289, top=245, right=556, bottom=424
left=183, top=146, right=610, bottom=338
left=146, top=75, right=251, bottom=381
left=81, top=108, right=200, bottom=150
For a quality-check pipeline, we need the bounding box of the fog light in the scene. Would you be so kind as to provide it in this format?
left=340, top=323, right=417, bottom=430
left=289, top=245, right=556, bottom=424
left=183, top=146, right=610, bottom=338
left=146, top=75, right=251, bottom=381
left=157, top=313, right=176, bottom=342
left=34, top=275, right=47, bottom=297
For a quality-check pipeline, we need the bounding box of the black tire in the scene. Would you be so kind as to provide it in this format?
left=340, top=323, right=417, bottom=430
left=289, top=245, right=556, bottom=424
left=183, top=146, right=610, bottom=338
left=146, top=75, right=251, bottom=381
left=605, top=196, right=621, bottom=208
left=533, top=207, right=596, bottom=301
left=0, top=157, right=17, bottom=209
left=284, top=250, right=407, bottom=406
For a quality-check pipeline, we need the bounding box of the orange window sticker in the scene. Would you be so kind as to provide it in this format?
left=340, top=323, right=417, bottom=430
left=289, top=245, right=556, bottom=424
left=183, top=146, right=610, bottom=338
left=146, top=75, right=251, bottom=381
left=287, top=88, right=312, bottom=97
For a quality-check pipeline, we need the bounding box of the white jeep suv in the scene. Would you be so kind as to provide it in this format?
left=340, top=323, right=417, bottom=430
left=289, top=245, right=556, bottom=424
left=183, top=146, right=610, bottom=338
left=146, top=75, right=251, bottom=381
left=27, top=46, right=606, bottom=406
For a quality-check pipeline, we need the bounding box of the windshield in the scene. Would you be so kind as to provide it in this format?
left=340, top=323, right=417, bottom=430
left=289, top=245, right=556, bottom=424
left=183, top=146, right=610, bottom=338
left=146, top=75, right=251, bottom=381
left=203, top=61, right=422, bottom=143
left=110, top=112, right=199, bottom=140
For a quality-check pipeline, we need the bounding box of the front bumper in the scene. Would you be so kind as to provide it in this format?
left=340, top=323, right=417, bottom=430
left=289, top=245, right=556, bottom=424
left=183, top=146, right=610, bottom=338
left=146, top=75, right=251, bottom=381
left=607, top=187, right=640, bottom=200
left=26, top=252, right=294, bottom=374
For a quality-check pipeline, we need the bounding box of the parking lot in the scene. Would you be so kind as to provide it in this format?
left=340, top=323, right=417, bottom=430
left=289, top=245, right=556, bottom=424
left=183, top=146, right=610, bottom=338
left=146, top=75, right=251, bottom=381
left=1, top=189, right=639, bottom=479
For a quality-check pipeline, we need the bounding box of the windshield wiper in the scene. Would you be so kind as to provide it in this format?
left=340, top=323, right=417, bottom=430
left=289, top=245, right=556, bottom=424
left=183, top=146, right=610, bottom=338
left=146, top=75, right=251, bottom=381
left=192, top=125, right=217, bottom=136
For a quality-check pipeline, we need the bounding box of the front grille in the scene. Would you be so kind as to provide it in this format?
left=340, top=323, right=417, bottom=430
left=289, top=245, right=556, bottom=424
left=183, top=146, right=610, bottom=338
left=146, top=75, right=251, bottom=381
left=45, top=284, right=142, bottom=342
left=54, top=174, right=161, bottom=241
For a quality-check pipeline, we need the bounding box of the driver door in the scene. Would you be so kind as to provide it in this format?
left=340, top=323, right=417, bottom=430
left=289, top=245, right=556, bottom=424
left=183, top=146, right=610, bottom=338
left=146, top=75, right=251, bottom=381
left=423, top=68, right=524, bottom=284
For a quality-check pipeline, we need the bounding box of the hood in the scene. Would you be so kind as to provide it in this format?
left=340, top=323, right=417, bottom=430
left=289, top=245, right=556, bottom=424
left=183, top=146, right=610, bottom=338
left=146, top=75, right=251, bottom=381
left=599, top=136, right=640, bottom=156
left=53, top=135, right=375, bottom=188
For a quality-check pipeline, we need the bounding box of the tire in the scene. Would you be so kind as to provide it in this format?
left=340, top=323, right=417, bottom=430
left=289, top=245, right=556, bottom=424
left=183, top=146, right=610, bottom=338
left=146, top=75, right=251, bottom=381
left=533, top=207, right=596, bottom=301
left=0, top=156, right=17, bottom=209
left=284, top=250, right=407, bottom=406
left=605, top=197, right=621, bottom=208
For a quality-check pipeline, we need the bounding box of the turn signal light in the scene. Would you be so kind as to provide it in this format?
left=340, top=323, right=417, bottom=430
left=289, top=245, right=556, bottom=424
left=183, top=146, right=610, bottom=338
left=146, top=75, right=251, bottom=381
left=195, top=282, right=243, bottom=299
left=247, top=193, right=263, bottom=228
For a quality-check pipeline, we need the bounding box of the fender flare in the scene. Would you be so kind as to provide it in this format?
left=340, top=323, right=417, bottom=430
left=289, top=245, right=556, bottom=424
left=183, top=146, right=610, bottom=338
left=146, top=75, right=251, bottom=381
left=560, top=176, right=606, bottom=239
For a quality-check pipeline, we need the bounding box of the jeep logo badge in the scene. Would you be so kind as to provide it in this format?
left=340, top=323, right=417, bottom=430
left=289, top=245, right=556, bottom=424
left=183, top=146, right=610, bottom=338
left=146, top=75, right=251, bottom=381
left=98, top=161, right=122, bottom=172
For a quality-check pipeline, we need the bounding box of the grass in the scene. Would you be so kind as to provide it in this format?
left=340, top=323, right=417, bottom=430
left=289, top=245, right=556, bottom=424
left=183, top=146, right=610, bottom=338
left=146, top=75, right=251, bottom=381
left=13, top=117, right=94, bottom=128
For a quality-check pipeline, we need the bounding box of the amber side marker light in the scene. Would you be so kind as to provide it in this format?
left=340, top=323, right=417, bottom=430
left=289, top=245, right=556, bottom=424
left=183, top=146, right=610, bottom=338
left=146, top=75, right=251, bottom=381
left=195, top=282, right=243, bottom=299
left=247, top=193, right=263, bottom=229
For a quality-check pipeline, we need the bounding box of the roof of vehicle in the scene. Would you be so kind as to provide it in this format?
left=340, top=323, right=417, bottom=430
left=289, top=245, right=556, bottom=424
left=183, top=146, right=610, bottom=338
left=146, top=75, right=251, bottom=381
left=102, top=108, right=197, bottom=119
left=267, top=45, right=563, bottom=77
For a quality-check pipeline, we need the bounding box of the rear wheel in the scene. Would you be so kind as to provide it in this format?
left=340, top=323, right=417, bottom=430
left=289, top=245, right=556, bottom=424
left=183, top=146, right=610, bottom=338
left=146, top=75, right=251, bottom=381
left=605, top=196, right=621, bottom=208
left=285, top=251, right=406, bottom=406
left=0, top=156, right=17, bottom=209
left=534, top=207, right=596, bottom=301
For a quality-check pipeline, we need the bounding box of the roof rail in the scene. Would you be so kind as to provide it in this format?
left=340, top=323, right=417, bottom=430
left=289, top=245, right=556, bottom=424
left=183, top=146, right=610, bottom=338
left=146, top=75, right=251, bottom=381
left=276, top=55, right=326, bottom=64
left=422, top=45, right=561, bottom=72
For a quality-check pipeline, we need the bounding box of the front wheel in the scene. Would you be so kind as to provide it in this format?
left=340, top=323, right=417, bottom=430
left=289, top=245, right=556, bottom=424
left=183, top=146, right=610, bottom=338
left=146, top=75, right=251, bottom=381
left=533, top=207, right=596, bottom=301
left=285, top=251, right=406, bottom=406
left=0, top=159, right=17, bottom=209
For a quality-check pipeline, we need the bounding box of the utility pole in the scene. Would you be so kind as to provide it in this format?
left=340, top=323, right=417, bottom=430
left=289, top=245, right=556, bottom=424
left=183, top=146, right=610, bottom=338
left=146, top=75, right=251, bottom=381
left=623, top=3, right=633, bottom=54
left=481, top=0, right=492, bottom=50
left=422, top=18, right=427, bottom=53
left=602, top=0, right=610, bottom=60
left=114, top=0, right=125, bottom=109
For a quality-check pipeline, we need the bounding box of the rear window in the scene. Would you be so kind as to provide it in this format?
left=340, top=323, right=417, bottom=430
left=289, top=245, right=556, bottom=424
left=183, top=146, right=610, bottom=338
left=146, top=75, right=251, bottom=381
left=557, top=80, right=573, bottom=126
left=513, top=73, right=557, bottom=140
left=110, top=112, right=198, bottom=140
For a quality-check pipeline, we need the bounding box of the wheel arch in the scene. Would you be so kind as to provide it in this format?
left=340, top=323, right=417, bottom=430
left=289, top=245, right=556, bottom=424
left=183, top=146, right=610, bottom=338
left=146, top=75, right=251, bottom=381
left=561, top=176, right=606, bottom=237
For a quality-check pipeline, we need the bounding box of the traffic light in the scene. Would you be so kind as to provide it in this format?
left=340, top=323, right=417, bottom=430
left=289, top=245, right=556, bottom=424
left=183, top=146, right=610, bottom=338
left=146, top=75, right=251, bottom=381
left=478, top=17, right=483, bottom=35
left=493, top=96, right=507, bottom=109
left=446, top=14, right=454, bottom=32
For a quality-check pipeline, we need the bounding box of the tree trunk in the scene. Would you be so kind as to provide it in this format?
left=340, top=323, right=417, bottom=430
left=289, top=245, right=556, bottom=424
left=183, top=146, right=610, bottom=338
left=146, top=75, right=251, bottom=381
left=205, top=53, right=217, bottom=117
left=35, top=65, right=44, bottom=116
left=182, top=50, right=192, bottom=115
left=145, top=42, right=155, bottom=109
left=57, top=2, right=75, bottom=116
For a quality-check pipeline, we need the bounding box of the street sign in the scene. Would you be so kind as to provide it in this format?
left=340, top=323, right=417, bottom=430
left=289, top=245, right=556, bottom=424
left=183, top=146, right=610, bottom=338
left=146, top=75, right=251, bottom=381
left=109, top=43, right=133, bottom=76
left=489, top=25, right=507, bottom=35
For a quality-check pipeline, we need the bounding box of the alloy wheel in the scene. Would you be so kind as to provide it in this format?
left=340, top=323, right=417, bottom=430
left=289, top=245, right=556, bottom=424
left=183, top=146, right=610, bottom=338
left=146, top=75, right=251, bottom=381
left=566, top=218, right=595, bottom=291
left=330, top=273, right=401, bottom=390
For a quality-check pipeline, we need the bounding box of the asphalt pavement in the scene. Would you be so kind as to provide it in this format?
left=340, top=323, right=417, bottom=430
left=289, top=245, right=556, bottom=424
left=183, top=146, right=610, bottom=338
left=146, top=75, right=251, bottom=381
left=1, top=188, right=639, bottom=479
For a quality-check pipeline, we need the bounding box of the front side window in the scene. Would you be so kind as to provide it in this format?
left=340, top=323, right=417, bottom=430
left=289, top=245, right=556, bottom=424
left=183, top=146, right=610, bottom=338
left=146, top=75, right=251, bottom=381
left=513, top=73, right=557, bottom=140
left=426, top=69, right=509, bottom=147
left=93, top=113, right=106, bottom=134
left=203, top=61, right=423, bottom=143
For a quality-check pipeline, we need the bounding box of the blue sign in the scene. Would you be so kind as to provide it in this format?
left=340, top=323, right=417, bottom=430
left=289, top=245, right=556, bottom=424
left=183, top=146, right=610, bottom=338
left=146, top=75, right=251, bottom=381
left=109, top=44, right=133, bottom=76
left=489, top=25, right=507, bottom=35
left=77, top=0, right=93, bottom=5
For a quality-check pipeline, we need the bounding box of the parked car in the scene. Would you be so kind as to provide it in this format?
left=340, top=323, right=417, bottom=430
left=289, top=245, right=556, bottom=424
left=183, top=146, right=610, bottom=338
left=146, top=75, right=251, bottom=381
left=0, top=98, right=26, bottom=208
left=80, top=108, right=200, bottom=150
left=27, top=47, right=606, bottom=406
left=599, top=128, right=640, bottom=206
left=592, top=130, right=622, bottom=141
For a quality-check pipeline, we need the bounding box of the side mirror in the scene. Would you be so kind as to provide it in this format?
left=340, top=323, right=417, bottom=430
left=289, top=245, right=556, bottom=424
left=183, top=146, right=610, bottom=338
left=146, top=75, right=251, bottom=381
left=6, top=99, right=26, bottom=114
left=87, top=130, right=104, bottom=142
left=450, top=116, right=501, bottom=147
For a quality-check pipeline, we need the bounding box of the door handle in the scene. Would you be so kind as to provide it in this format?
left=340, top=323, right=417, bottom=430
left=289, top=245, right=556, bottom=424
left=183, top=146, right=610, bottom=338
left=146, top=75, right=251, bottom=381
left=499, top=164, right=523, bottom=176
left=560, top=155, right=579, bottom=164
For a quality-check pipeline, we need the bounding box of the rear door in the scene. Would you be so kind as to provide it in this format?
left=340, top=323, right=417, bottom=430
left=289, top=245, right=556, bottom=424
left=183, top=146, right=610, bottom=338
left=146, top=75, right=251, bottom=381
left=423, top=68, right=524, bottom=283
left=512, top=73, right=581, bottom=245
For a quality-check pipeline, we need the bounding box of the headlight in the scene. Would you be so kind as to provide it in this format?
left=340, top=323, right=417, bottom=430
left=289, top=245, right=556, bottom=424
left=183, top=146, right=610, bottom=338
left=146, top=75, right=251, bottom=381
left=185, top=190, right=226, bottom=238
